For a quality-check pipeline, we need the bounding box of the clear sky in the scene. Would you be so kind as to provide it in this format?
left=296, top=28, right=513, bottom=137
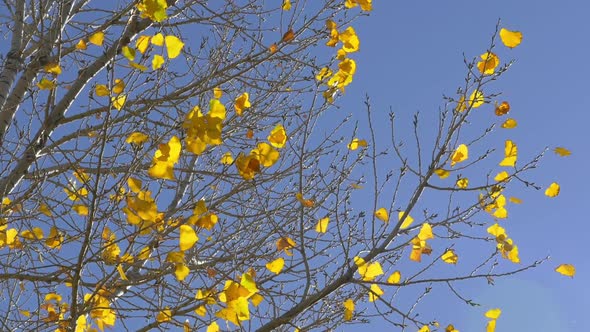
left=341, top=1, right=588, bottom=331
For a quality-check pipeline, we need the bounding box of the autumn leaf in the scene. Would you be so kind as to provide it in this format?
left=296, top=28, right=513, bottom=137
left=343, top=299, right=354, bottom=321
left=345, top=0, right=373, bottom=11
left=295, top=192, right=314, bottom=207
left=451, top=144, right=468, bottom=166
left=266, top=257, right=285, bottom=274
left=555, top=264, right=575, bottom=277
left=434, top=168, right=450, bottom=179
left=494, top=101, right=510, bottom=116
left=234, top=92, right=251, bottom=115
left=468, top=89, right=485, bottom=108
left=368, top=284, right=383, bottom=302
left=111, top=94, right=126, bottom=111
left=89, top=31, right=104, bottom=46
left=179, top=225, right=198, bottom=251
left=354, top=256, right=383, bottom=281
left=499, top=140, right=517, bottom=167
left=315, top=217, right=329, bottom=233
left=553, top=147, right=571, bottom=157
left=37, top=77, right=56, bottom=90
left=126, top=132, right=149, bottom=145
left=156, top=308, right=172, bottom=323
left=501, top=118, right=517, bottom=129
left=544, top=182, right=560, bottom=197
left=347, top=138, right=367, bottom=150
left=121, top=46, right=135, bottom=61
left=220, top=152, right=234, bottom=165
left=282, top=0, right=291, bottom=11
left=500, top=28, right=523, bottom=48
left=268, top=124, right=287, bottom=148
left=152, top=54, right=165, bottom=70
left=276, top=237, right=296, bottom=256
left=441, top=249, right=458, bottom=264
left=339, top=26, right=360, bottom=53
left=399, top=212, right=414, bottom=229
left=151, top=33, right=164, bottom=46
left=282, top=29, right=295, bottom=42
left=375, top=207, right=389, bottom=222
left=165, top=35, right=184, bottom=59
left=456, top=178, right=469, bottom=189
left=387, top=271, right=401, bottom=284
left=477, top=52, right=500, bottom=75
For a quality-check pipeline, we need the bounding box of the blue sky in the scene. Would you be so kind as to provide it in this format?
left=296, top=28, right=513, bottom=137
left=340, top=1, right=588, bottom=331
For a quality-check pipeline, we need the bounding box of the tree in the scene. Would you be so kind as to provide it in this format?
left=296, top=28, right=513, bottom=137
left=0, top=1, right=573, bottom=331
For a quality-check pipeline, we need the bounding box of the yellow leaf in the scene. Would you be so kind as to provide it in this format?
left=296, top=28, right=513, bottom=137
left=345, top=0, right=372, bottom=11
left=152, top=54, right=165, bottom=70
left=113, top=79, right=125, bottom=94
left=441, top=249, right=458, bottom=264
left=137, top=0, right=168, bottom=22
left=175, top=263, right=190, bottom=281
left=316, top=67, right=333, bottom=81
left=282, top=0, right=291, bottom=11
left=477, top=52, right=500, bottom=75
left=399, top=212, right=414, bottom=229
left=148, top=136, right=182, bottom=180
left=387, top=271, right=401, bottom=284
left=126, top=132, right=149, bottom=145
left=347, top=138, right=367, bottom=150
left=501, top=118, right=517, bottom=129
left=339, top=26, right=360, bottom=53
left=445, top=324, right=459, bottom=332
left=509, top=196, right=522, bottom=204
left=165, top=35, right=184, bottom=59
left=494, top=171, right=509, bottom=182
left=136, top=35, right=151, bottom=53
left=252, top=142, right=280, bottom=167
left=343, top=299, right=354, bottom=321
left=375, top=207, right=389, bottom=222
left=117, top=264, right=128, bottom=281
left=89, top=31, right=104, bottom=46
left=266, top=257, right=285, bottom=274
left=179, top=225, right=198, bottom=251
left=129, top=61, right=148, bottom=71
left=451, top=144, right=468, bottom=166
left=456, top=178, right=469, bottom=189
left=276, top=237, right=296, bottom=256
left=499, top=140, right=517, bottom=167
left=44, top=63, right=62, bottom=75
left=76, top=39, right=87, bottom=50
left=20, top=310, right=30, bottom=317
left=111, top=94, right=126, bottom=110
left=72, top=204, right=89, bottom=216
left=121, top=46, right=135, bottom=61
left=39, top=203, right=52, bottom=216
left=295, top=192, right=314, bottom=207
left=37, top=77, right=56, bottom=90
left=468, top=89, right=484, bottom=108
left=354, top=256, right=383, bottom=281
left=315, top=217, right=329, bottom=233
left=268, top=124, right=287, bottom=148
left=485, top=308, right=502, bottom=319
left=544, top=182, right=560, bottom=197
left=553, top=147, right=571, bottom=157
left=220, top=152, right=234, bottom=165
left=151, top=33, right=164, bottom=46
left=235, top=153, right=261, bottom=180
left=434, top=168, right=450, bottom=179
left=418, top=326, right=430, bottom=332
left=45, top=293, right=62, bottom=302
left=207, top=322, right=220, bottom=332
left=95, top=84, right=110, bottom=97
left=555, top=264, right=575, bottom=277
left=213, top=87, right=223, bottom=99
left=418, top=223, right=434, bottom=240
left=234, top=92, right=251, bottom=115
left=156, top=308, right=172, bottom=323
left=486, top=319, right=497, bottom=332
left=494, top=101, right=510, bottom=116
left=368, top=284, right=383, bottom=302
left=500, top=28, right=523, bottom=48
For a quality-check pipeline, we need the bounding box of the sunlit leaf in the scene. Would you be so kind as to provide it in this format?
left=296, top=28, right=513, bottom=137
left=136, top=35, right=151, bottom=53
left=76, top=39, right=87, bottom=50
left=126, top=132, right=149, bottom=145
left=220, top=152, right=234, bottom=165
left=268, top=124, right=287, bottom=148
left=37, top=77, right=56, bottom=90
left=89, top=31, right=104, bottom=46
left=354, top=256, right=383, bottom=281
left=152, top=54, right=165, bottom=70
left=347, top=138, right=367, bottom=150
left=399, top=212, right=414, bottom=229
left=434, top=168, right=450, bottom=179
left=509, top=196, right=522, bottom=204
left=555, top=264, right=575, bottom=277
left=477, top=52, right=500, bottom=75
left=499, top=140, right=517, bottom=167
left=276, top=237, right=296, bottom=256
left=456, top=178, right=469, bottom=189
left=151, top=33, right=164, bottom=46
left=501, top=118, right=517, bottom=129
left=165, top=35, right=184, bottom=59
left=72, top=204, right=89, bottom=216
left=121, top=46, right=135, bottom=61
left=156, top=308, right=172, bottom=322
left=179, top=225, right=198, bottom=251
left=544, top=182, right=560, bottom=197
left=368, top=284, right=383, bottom=302
left=315, top=217, right=329, bottom=233
left=343, top=298, right=354, bottom=321
left=44, top=63, right=62, bottom=75
left=375, top=207, right=389, bottom=222
left=494, top=101, right=510, bottom=116
left=282, top=29, right=295, bottom=42
left=553, top=147, right=571, bottom=157
left=468, top=90, right=484, bottom=108
left=339, top=27, right=360, bottom=53
left=387, top=271, right=401, bottom=284
left=266, top=257, right=284, bottom=274
left=282, top=0, right=291, bottom=11
left=500, top=28, right=523, bottom=48
left=451, top=144, right=468, bottom=166
left=207, top=322, right=220, bottom=332
left=441, top=249, right=458, bottom=264
left=234, top=92, right=251, bottom=115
